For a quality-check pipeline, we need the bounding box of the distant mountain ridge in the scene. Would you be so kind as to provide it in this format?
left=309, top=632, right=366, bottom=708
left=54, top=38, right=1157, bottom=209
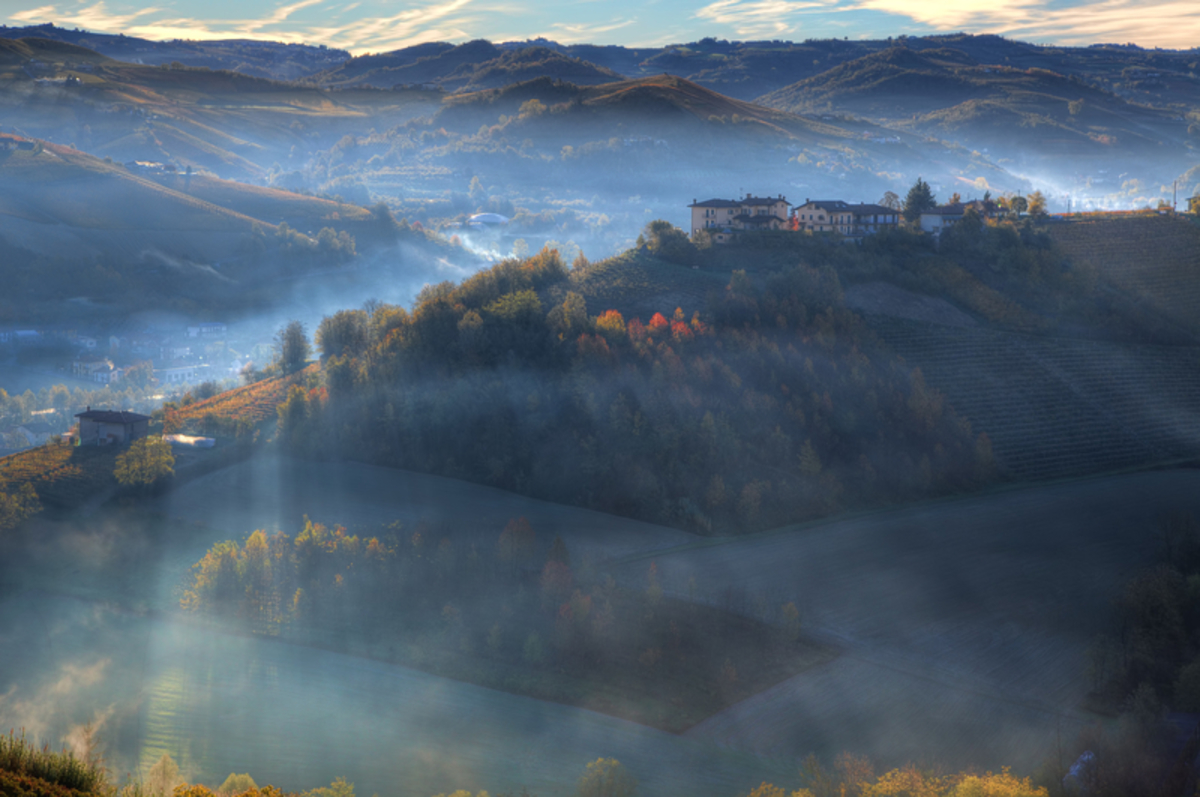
left=0, top=22, right=350, bottom=81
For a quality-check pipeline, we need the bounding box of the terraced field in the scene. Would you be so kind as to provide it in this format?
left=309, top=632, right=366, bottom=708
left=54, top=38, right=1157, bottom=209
left=869, top=317, right=1200, bottom=481
left=1051, top=215, right=1200, bottom=338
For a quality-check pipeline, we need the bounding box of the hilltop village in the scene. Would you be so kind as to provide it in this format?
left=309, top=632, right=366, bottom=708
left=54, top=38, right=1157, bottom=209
left=689, top=189, right=1200, bottom=243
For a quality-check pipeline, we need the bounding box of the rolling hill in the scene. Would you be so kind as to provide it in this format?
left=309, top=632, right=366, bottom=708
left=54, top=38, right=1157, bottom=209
left=758, top=46, right=1189, bottom=157
left=0, top=22, right=350, bottom=81
left=0, top=37, right=443, bottom=181
left=311, top=42, right=624, bottom=92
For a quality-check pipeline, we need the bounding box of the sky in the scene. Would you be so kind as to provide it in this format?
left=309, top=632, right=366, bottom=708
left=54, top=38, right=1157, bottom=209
left=3, top=0, right=1200, bottom=55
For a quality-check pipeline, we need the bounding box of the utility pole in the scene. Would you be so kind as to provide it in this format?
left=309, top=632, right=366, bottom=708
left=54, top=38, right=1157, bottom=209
left=1174, top=180, right=1178, bottom=211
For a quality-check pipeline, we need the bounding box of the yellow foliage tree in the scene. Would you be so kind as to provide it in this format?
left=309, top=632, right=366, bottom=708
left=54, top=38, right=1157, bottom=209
left=114, top=437, right=175, bottom=487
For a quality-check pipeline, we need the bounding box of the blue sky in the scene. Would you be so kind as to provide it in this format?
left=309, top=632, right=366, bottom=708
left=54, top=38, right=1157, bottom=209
left=4, top=0, right=1199, bottom=55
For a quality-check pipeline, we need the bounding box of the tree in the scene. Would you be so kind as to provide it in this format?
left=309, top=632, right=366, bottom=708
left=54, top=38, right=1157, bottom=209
left=1009, top=195, right=1028, bottom=217
left=123, top=360, right=157, bottom=390
left=274, top=321, right=311, bottom=373
left=642, top=220, right=696, bottom=264
left=217, top=774, right=258, bottom=795
left=902, top=178, right=936, bottom=224
left=146, top=753, right=185, bottom=797
left=497, top=516, right=536, bottom=566
left=1027, top=190, right=1048, bottom=217
left=577, top=758, right=636, bottom=797
left=0, top=482, right=40, bottom=531
left=114, top=437, right=175, bottom=488
left=316, top=310, right=369, bottom=360
left=880, top=191, right=901, bottom=210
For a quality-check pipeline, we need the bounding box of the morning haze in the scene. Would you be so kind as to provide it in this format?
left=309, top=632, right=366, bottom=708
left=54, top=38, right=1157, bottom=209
left=1, top=14, right=1200, bottom=797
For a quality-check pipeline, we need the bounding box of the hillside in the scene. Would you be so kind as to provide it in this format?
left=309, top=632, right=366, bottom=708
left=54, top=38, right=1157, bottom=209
left=0, top=139, right=476, bottom=323
left=1049, top=214, right=1200, bottom=338
left=313, top=43, right=624, bottom=91
left=0, top=39, right=443, bottom=182
left=0, top=22, right=349, bottom=80
left=758, top=46, right=1190, bottom=164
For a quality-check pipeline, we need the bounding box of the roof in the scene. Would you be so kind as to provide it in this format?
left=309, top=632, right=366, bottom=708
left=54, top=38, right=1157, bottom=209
left=848, top=204, right=898, bottom=215
left=742, top=196, right=788, bottom=206
left=797, top=200, right=852, bottom=211
left=689, top=199, right=741, bottom=208
left=74, top=409, right=151, bottom=424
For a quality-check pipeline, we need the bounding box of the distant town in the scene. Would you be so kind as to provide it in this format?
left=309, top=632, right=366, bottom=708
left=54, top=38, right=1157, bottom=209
left=0, top=318, right=276, bottom=455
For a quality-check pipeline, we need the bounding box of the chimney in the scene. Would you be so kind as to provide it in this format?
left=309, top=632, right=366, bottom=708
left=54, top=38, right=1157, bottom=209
left=86, top=405, right=90, bottom=412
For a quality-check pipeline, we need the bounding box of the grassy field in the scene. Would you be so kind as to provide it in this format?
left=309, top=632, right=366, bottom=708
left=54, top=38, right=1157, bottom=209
left=154, top=455, right=695, bottom=563
left=613, top=468, right=1200, bottom=772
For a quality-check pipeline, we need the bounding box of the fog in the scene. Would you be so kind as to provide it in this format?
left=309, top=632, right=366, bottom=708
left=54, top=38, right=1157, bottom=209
left=4, top=27, right=1200, bottom=797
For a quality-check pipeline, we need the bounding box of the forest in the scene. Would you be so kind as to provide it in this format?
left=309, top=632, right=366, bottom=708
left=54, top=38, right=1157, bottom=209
left=269, top=232, right=998, bottom=534
left=180, top=516, right=830, bottom=730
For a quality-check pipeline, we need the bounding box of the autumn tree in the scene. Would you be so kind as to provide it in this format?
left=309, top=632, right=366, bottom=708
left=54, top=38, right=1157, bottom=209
left=880, top=191, right=901, bottom=210
left=217, top=774, right=258, bottom=795
left=577, top=758, right=637, bottom=797
left=497, top=516, right=536, bottom=566
left=145, top=754, right=185, bottom=797
left=316, top=309, right=369, bottom=360
left=0, top=481, right=40, bottom=531
left=274, top=321, right=311, bottom=373
left=114, top=437, right=175, bottom=488
left=1027, top=190, right=1048, bottom=218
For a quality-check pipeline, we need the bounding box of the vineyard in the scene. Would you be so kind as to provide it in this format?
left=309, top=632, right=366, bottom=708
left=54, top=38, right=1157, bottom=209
left=1050, top=215, right=1200, bottom=338
left=871, top=317, right=1200, bottom=482
left=165, top=366, right=316, bottom=437
left=0, top=441, right=117, bottom=509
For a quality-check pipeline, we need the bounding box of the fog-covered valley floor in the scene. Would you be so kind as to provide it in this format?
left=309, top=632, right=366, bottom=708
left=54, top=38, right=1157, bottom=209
left=3, top=458, right=1199, bottom=794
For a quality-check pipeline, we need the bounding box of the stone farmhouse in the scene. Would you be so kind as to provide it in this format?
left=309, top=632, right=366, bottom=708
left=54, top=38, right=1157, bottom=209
left=688, top=194, right=791, bottom=243
left=689, top=194, right=899, bottom=242
left=74, top=408, right=151, bottom=446
left=793, top=200, right=900, bottom=235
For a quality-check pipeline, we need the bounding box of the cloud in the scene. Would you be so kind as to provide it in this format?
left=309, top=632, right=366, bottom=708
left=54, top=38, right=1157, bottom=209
left=10, top=1, right=160, bottom=30
left=694, top=0, right=839, bottom=37
left=849, top=0, right=1200, bottom=48
left=306, top=0, right=478, bottom=53
left=545, top=18, right=636, bottom=44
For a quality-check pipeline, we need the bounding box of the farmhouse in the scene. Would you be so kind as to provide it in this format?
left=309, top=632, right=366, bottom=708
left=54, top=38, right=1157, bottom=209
left=689, top=194, right=790, bottom=241
left=793, top=200, right=900, bottom=236
left=919, top=200, right=1000, bottom=234
left=74, top=408, right=150, bottom=446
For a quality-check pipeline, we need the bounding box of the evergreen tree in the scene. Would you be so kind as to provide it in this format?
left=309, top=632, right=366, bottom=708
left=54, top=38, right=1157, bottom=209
left=902, top=178, right=936, bottom=224
left=275, top=321, right=311, bottom=373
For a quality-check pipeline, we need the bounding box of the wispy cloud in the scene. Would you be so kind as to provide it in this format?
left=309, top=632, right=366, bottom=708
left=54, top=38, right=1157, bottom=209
left=694, top=0, right=839, bottom=38
left=546, top=17, right=636, bottom=44
left=11, top=0, right=325, bottom=43
left=307, top=0, right=478, bottom=53
left=11, top=1, right=160, bottom=30
left=849, top=0, right=1200, bottom=48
